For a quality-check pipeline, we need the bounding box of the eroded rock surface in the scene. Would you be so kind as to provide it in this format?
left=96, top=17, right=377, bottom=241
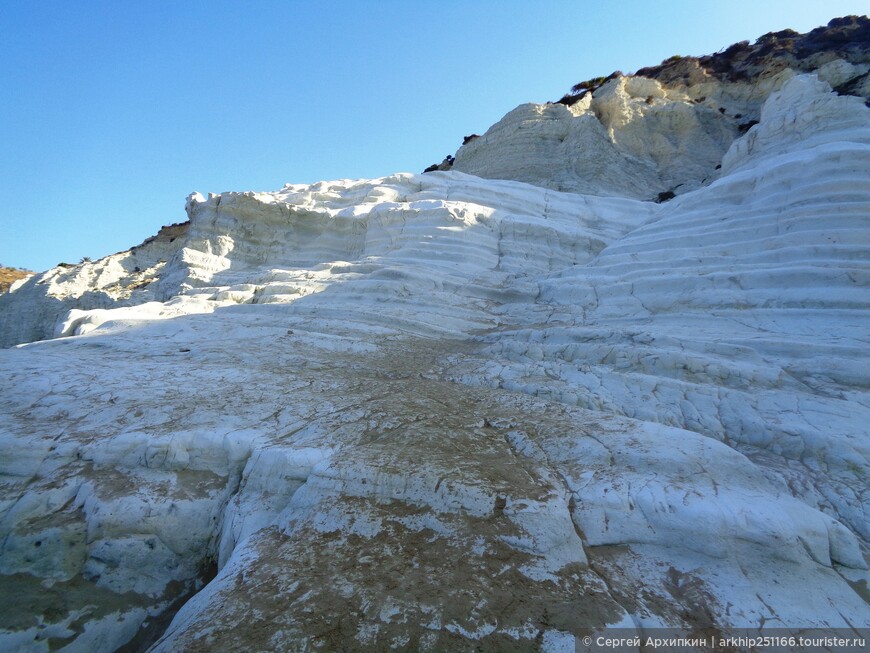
left=0, top=222, right=189, bottom=349
left=451, top=18, right=870, bottom=200
left=1, top=24, right=869, bottom=653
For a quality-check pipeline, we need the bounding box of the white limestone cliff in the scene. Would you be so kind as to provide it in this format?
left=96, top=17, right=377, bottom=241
left=1, top=24, right=869, bottom=653
left=452, top=73, right=742, bottom=199
left=451, top=48, right=870, bottom=200
left=0, top=222, right=189, bottom=348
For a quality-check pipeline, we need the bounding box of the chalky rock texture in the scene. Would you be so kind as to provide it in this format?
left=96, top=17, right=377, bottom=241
left=0, top=222, right=189, bottom=349
left=452, top=77, right=741, bottom=199
left=1, top=27, right=870, bottom=653
left=451, top=18, right=870, bottom=200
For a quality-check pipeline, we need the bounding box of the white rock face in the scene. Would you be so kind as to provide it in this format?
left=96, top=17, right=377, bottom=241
left=0, top=222, right=188, bottom=348
left=451, top=73, right=750, bottom=199
left=1, top=73, right=868, bottom=651
left=451, top=57, right=870, bottom=201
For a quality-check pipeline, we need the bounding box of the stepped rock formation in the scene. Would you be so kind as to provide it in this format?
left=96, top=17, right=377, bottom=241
left=1, top=17, right=869, bottom=652
left=450, top=16, right=870, bottom=199
left=0, top=222, right=189, bottom=348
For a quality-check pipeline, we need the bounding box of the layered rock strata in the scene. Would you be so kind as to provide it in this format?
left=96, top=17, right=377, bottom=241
left=1, top=23, right=869, bottom=653
left=450, top=17, right=870, bottom=200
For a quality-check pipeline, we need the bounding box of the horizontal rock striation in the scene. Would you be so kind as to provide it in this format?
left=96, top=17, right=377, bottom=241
left=1, top=20, right=869, bottom=653
left=456, top=75, right=870, bottom=542
left=450, top=17, right=870, bottom=201
left=0, top=222, right=189, bottom=349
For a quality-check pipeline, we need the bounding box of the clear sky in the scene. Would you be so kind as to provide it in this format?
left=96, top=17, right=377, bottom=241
left=2, top=1, right=867, bottom=272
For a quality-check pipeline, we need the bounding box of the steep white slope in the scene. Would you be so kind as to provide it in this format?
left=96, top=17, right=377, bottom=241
left=453, top=74, right=740, bottom=199
left=459, top=75, right=870, bottom=540
left=0, top=73, right=868, bottom=652
left=452, top=59, right=870, bottom=199
left=55, top=174, right=653, bottom=339
left=0, top=222, right=189, bottom=348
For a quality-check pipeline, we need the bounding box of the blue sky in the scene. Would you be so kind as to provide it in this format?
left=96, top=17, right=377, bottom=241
left=2, top=1, right=868, bottom=272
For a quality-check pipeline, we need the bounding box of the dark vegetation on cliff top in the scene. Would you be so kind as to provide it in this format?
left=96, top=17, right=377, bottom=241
left=555, top=15, right=870, bottom=106
left=423, top=16, right=869, bottom=173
